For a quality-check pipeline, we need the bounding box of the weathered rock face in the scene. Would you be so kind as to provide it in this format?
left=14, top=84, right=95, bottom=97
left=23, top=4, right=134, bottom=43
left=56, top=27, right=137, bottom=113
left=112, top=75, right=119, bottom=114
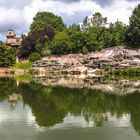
left=32, top=46, right=140, bottom=75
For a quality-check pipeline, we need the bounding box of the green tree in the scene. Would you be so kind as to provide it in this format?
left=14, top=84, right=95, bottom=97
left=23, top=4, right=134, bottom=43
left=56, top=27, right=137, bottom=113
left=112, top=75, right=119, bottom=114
left=91, top=12, right=107, bottom=26
left=30, top=12, right=66, bottom=34
left=0, top=43, right=16, bottom=67
left=109, top=21, right=128, bottom=46
left=82, top=12, right=107, bottom=30
left=88, top=26, right=112, bottom=50
left=68, top=24, right=81, bottom=32
left=51, top=31, right=72, bottom=55
left=127, top=4, right=140, bottom=47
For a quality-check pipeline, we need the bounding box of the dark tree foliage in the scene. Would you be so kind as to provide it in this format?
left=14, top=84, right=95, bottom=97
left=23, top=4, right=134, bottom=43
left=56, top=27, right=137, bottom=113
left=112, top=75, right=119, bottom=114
left=109, top=21, right=128, bottom=46
left=127, top=4, right=140, bottom=47
left=30, top=12, right=66, bottom=34
left=0, top=43, right=16, bottom=67
left=20, top=28, right=55, bottom=58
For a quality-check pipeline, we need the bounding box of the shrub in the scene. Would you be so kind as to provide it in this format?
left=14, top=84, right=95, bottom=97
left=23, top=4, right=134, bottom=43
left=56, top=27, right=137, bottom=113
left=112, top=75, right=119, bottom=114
left=29, top=53, right=41, bottom=62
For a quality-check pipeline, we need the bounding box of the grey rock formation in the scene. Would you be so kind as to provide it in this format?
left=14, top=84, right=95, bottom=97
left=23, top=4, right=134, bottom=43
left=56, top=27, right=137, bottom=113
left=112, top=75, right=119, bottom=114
left=32, top=46, right=140, bottom=75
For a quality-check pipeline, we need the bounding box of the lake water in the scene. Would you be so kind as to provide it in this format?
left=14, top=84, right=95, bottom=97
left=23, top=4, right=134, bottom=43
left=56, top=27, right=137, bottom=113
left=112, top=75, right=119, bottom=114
left=0, top=76, right=140, bottom=140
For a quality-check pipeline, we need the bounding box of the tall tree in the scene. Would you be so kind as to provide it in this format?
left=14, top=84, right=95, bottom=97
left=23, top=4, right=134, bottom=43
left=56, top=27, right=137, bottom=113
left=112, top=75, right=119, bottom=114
left=30, top=12, right=66, bottom=34
left=91, top=12, right=107, bottom=26
left=127, top=4, right=140, bottom=47
left=109, top=21, right=128, bottom=46
left=20, top=28, right=55, bottom=58
left=50, top=31, right=72, bottom=55
left=82, top=12, right=107, bottom=30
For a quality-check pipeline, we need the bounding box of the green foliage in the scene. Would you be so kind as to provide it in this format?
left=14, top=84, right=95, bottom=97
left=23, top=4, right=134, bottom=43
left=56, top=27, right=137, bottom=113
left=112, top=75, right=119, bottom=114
left=91, top=12, right=107, bottom=26
left=42, top=48, right=52, bottom=57
left=109, top=21, right=128, bottom=46
left=51, top=31, right=72, bottom=55
left=14, top=62, right=32, bottom=70
left=127, top=4, right=140, bottom=48
left=0, top=43, right=16, bottom=67
left=30, top=12, right=66, bottom=34
left=88, top=26, right=110, bottom=50
left=35, top=42, right=43, bottom=56
left=29, top=53, right=41, bottom=62
left=68, top=24, right=81, bottom=32
left=82, top=12, right=107, bottom=31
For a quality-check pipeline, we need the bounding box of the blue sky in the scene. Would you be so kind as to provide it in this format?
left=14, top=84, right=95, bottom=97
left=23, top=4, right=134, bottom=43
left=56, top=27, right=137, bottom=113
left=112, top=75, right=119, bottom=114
left=0, top=0, right=139, bottom=41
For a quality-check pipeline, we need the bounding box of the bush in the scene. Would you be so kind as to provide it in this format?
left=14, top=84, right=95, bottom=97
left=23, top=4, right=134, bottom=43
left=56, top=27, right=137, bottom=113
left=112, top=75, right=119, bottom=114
left=29, top=53, right=41, bottom=62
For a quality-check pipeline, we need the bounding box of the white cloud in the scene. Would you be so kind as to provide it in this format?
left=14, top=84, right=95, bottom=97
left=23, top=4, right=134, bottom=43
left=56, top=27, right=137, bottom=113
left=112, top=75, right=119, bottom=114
left=0, top=0, right=139, bottom=41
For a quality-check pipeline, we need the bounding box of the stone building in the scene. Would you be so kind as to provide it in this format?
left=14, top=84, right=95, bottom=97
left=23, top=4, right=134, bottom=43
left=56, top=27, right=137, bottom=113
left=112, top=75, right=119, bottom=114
left=6, top=29, right=22, bottom=48
left=6, top=29, right=22, bottom=62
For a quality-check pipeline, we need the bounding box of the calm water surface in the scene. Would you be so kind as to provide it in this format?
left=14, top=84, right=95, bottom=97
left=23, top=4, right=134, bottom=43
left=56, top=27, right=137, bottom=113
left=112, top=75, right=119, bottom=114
left=0, top=77, right=140, bottom=140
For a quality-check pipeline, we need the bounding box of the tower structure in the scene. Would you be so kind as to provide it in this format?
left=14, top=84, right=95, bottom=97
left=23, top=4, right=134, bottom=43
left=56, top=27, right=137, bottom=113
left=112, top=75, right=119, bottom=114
left=6, top=29, right=22, bottom=48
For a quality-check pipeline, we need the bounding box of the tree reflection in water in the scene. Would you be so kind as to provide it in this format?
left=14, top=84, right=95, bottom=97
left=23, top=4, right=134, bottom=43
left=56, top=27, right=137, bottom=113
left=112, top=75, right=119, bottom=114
left=0, top=77, right=140, bottom=135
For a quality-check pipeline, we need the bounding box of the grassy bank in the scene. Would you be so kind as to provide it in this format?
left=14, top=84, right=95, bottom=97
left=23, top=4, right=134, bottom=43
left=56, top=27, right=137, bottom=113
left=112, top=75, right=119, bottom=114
left=14, top=62, right=32, bottom=71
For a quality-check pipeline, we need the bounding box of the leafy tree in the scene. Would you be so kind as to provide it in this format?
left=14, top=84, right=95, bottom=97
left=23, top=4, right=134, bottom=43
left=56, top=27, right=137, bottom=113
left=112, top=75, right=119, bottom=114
left=68, top=24, right=81, bottom=32
left=20, top=28, right=55, bottom=58
left=65, top=28, right=95, bottom=53
left=88, top=26, right=112, bottom=50
left=51, top=31, right=72, bottom=55
left=82, top=12, right=107, bottom=30
left=91, top=12, right=107, bottom=26
left=0, top=43, right=16, bottom=67
left=109, top=21, right=128, bottom=46
left=30, top=12, right=66, bottom=34
left=29, top=53, right=41, bottom=62
left=127, top=4, right=140, bottom=47
left=35, top=42, right=43, bottom=55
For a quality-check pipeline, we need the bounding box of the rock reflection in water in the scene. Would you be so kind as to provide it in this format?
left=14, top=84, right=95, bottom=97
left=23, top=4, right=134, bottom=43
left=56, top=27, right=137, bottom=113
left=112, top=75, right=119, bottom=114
left=18, top=80, right=140, bottom=135
left=0, top=77, right=140, bottom=139
left=33, top=75, right=140, bottom=95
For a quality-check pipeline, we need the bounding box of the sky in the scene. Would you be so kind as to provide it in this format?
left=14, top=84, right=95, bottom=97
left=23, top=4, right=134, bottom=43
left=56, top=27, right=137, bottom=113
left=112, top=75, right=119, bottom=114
left=0, top=0, right=139, bottom=41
